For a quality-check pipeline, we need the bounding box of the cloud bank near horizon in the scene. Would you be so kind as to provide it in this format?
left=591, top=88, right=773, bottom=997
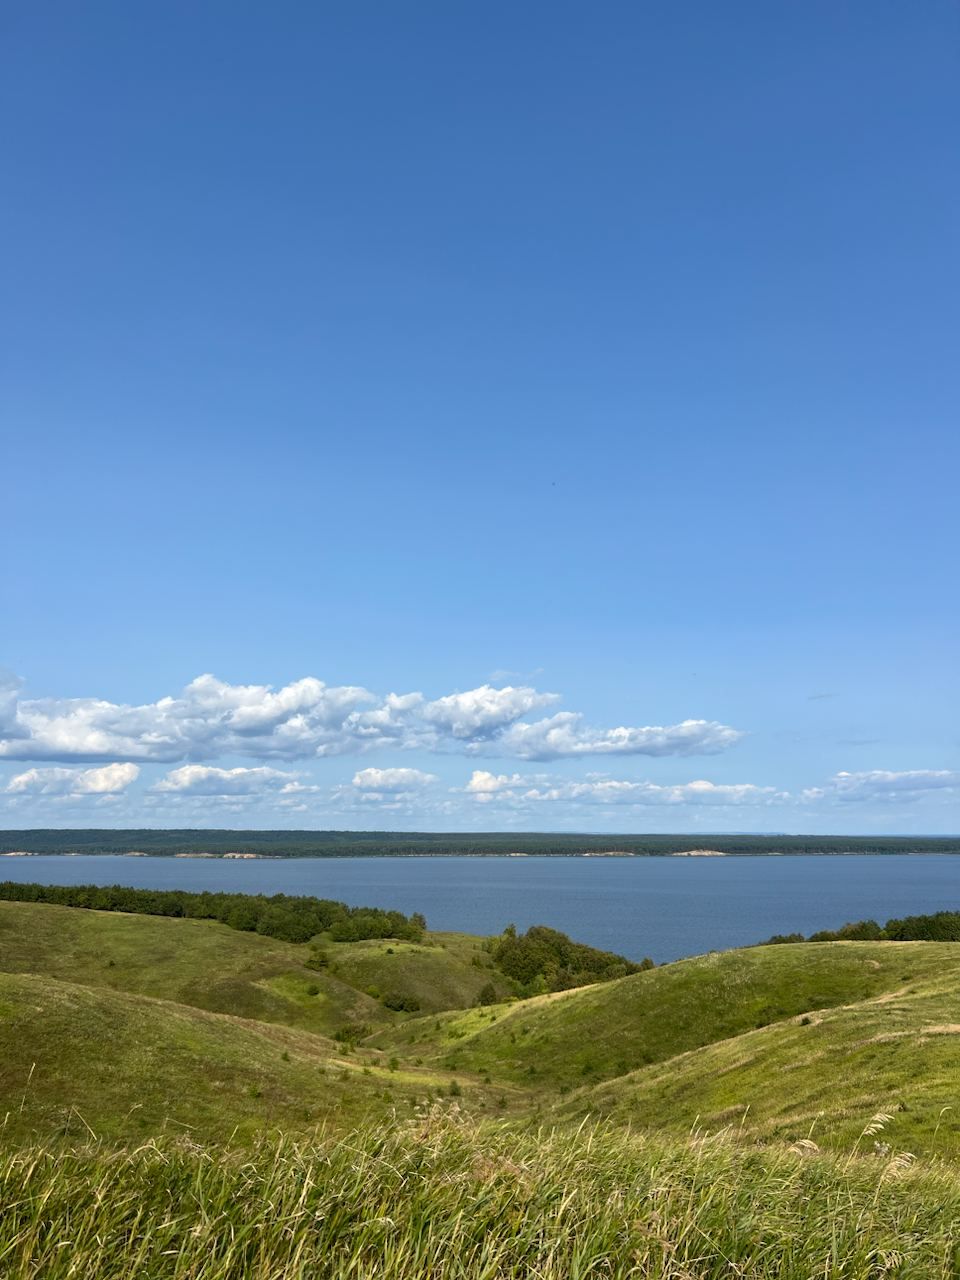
left=0, top=674, right=956, bottom=831
left=0, top=672, right=741, bottom=766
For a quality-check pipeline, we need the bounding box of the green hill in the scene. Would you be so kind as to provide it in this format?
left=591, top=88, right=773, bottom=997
left=5, top=896, right=960, bottom=1273
left=325, top=931, right=513, bottom=1013
left=372, top=941, right=960, bottom=1091
left=0, top=970, right=519, bottom=1144
left=0, top=901, right=505, bottom=1036
left=561, top=963, right=960, bottom=1154
left=6, top=898, right=960, bottom=1160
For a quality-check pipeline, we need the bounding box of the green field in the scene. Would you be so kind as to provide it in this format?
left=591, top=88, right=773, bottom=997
left=370, top=940, right=960, bottom=1090
left=4, top=897, right=960, bottom=1274
left=563, top=961, right=960, bottom=1154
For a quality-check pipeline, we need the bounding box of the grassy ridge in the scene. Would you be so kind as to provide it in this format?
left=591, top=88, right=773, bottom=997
left=3, top=1115, right=960, bottom=1278
left=325, top=932, right=513, bottom=1014
left=0, top=971, right=489, bottom=1144
left=4, top=899, right=960, bottom=1273
left=0, top=900, right=387, bottom=1036
left=564, top=964, right=960, bottom=1154
left=0, top=901, right=511, bottom=1035
left=5, top=901, right=960, bottom=1159
left=373, top=942, right=960, bottom=1090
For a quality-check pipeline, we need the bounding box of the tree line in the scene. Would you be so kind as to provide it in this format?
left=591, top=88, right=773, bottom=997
left=0, top=881, right=426, bottom=945
left=760, top=910, right=960, bottom=946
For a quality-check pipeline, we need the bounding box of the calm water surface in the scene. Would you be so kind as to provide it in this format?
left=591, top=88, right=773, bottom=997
left=2, top=854, right=959, bottom=962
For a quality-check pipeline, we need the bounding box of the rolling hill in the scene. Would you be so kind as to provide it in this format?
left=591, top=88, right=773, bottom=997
left=0, top=900, right=505, bottom=1036
left=561, top=964, right=960, bottom=1154
left=4, top=898, right=960, bottom=1157
left=371, top=941, right=960, bottom=1093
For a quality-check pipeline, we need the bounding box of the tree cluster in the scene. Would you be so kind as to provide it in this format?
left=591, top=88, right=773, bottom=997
left=0, top=881, right=426, bottom=946
left=492, top=924, right=651, bottom=994
left=759, top=910, right=960, bottom=946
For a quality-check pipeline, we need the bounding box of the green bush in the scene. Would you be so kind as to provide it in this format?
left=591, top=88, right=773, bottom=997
left=382, top=992, right=421, bottom=1013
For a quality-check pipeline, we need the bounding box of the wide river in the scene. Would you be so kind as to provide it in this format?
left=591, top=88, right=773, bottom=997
left=2, top=853, right=960, bottom=962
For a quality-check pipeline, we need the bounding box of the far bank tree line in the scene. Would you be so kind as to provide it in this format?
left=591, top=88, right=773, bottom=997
left=4, top=829, right=958, bottom=857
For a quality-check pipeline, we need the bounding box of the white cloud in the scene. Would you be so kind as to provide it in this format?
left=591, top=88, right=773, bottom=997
left=423, top=685, right=558, bottom=739
left=804, top=770, right=960, bottom=803
left=465, top=771, right=783, bottom=807
left=0, top=674, right=378, bottom=764
left=0, top=671, right=743, bottom=768
left=5, top=762, right=140, bottom=796
left=498, top=712, right=743, bottom=761
left=465, top=770, right=528, bottom=794
left=352, top=767, right=439, bottom=792
left=152, top=765, right=303, bottom=796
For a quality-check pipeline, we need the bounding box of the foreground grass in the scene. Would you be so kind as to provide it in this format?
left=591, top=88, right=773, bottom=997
left=2, top=1113, right=959, bottom=1278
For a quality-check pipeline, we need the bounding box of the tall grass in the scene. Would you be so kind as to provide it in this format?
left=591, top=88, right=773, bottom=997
left=1, top=1111, right=959, bottom=1278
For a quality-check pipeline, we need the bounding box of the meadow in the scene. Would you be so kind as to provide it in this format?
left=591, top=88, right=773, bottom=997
left=2, top=892, right=960, bottom=1275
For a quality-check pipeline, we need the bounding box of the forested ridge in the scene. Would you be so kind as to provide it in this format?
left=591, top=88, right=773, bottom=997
left=2, top=829, right=956, bottom=856
left=0, top=880, right=426, bottom=944
left=0, top=884, right=639, bottom=995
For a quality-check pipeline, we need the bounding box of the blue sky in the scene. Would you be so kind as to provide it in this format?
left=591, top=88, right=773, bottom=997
left=2, top=2, right=958, bottom=834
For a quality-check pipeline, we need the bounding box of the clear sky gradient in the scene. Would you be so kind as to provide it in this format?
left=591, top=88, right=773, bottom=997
left=2, top=2, right=958, bottom=833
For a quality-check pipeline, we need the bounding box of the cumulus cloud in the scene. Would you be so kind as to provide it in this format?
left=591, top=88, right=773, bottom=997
left=804, top=770, right=960, bottom=803
left=465, top=770, right=783, bottom=807
left=465, top=770, right=529, bottom=794
left=498, top=713, right=743, bottom=761
left=0, top=674, right=377, bottom=764
left=352, top=767, right=439, bottom=791
left=5, top=762, right=140, bottom=796
left=152, top=765, right=304, bottom=796
left=0, top=671, right=743, bottom=768
left=423, top=685, right=558, bottom=739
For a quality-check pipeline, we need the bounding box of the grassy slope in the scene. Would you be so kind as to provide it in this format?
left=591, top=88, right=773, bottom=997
left=326, top=931, right=512, bottom=1013
left=372, top=942, right=959, bottom=1090
left=0, top=902, right=502, bottom=1035
left=561, top=963, right=960, bottom=1154
left=6, top=901, right=960, bottom=1159
left=0, top=900, right=384, bottom=1036
left=0, top=971, right=512, bottom=1144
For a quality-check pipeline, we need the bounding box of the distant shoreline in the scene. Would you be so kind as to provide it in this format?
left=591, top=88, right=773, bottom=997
left=2, top=848, right=959, bottom=860
left=2, top=828, right=958, bottom=860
